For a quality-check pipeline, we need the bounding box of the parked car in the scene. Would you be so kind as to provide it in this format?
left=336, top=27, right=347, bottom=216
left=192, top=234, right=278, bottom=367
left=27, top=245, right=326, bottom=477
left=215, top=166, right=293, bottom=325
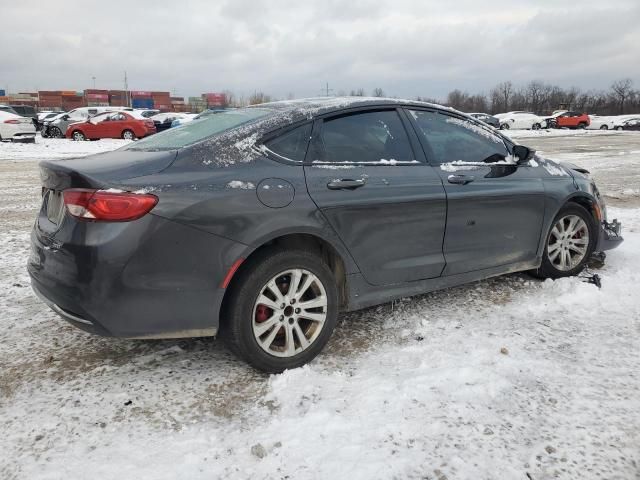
left=0, top=111, right=36, bottom=142
left=0, top=104, right=19, bottom=115
left=135, top=109, right=160, bottom=118
left=546, top=111, right=590, bottom=129
left=150, top=112, right=190, bottom=132
left=29, top=98, right=623, bottom=373
left=614, top=118, right=640, bottom=131
left=587, top=115, right=616, bottom=130
left=499, top=113, right=546, bottom=130
left=469, top=113, right=500, bottom=128
left=10, top=104, right=37, bottom=119
left=170, top=113, right=198, bottom=128
left=66, top=111, right=156, bottom=140
left=42, top=106, right=137, bottom=138
left=494, top=111, right=534, bottom=120
left=35, top=111, right=61, bottom=131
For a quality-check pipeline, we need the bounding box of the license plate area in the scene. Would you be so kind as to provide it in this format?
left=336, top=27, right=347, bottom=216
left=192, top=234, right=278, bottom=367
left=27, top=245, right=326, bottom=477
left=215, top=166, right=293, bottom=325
left=45, top=189, right=65, bottom=226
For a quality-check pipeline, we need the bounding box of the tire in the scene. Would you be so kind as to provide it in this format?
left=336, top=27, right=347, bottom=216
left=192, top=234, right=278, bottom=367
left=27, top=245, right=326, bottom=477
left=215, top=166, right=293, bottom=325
left=122, top=129, right=135, bottom=140
left=71, top=130, right=85, bottom=141
left=532, top=123, right=541, bottom=130
left=578, top=123, right=587, bottom=129
left=533, top=204, right=597, bottom=279
left=50, top=126, right=63, bottom=138
left=500, top=123, right=510, bottom=130
left=600, top=125, right=608, bottom=130
left=221, top=248, right=339, bottom=373
left=615, top=126, right=623, bottom=131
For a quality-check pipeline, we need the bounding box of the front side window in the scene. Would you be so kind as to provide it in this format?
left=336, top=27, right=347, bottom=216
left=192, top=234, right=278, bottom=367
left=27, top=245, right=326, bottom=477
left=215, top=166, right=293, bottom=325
left=409, top=110, right=509, bottom=165
left=263, top=123, right=311, bottom=162
left=312, top=110, right=414, bottom=163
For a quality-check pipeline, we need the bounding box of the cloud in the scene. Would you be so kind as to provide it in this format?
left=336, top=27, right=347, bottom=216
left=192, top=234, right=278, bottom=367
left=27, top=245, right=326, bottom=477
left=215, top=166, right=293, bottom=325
left=0, top=0, right=638, bottom=99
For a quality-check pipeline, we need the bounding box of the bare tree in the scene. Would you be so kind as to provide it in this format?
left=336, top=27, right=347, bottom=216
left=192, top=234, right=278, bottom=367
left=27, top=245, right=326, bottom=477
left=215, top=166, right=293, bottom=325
left=372, top=87, right=385, bottom=97
left=611, top=78, right=634, bottom=114
left=496, top=81, right=513, bottom=112
left=249, top=91, right=272, bottom=105
left=350, top=88, right=365, bottom=96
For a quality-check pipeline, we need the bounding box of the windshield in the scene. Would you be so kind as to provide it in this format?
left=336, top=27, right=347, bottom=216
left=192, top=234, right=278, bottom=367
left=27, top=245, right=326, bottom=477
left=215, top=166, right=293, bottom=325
left=124, top=108, right=272, bottom=151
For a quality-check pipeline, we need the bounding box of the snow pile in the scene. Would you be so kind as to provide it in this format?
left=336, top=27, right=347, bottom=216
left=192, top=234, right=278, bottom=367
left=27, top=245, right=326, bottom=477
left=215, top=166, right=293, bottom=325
left=0, top=136, right=129, bottom=161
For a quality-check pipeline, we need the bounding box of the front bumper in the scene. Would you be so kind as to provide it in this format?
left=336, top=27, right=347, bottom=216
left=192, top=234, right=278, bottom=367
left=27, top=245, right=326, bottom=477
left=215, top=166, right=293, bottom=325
left=596, top=219, right=623, bottom=251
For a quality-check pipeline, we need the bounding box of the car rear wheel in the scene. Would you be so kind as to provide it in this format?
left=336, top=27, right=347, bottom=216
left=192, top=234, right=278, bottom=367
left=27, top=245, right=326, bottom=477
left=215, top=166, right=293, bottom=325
left=578, top=123, right=587, bottom=129
left=221, top=249, right=338, bottom=373
left=500, top=123, right=510, bottom=130
left=534, top=204, right=596, bottom=279
left=615, top=126, right=623, bottom=131
left=50, top=126, right=63, bottom=138
left=71, top=130, right=85, bottom=141
left=600, top=125, right=608, bottom=130
left=532, top=123, right=541, bottom=130
left=122, top=129, right=135, bottom=140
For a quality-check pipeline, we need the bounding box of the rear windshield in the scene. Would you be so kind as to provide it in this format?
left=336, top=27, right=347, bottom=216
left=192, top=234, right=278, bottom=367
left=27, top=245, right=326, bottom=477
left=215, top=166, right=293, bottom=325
left=124, top=108, right=272, bottom=151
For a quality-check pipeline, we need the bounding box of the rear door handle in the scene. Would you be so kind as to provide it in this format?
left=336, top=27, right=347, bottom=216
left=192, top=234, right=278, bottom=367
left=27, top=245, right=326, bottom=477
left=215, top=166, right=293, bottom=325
left=447, top=174, right=475, bottom=185
left=327, top=179, right=366, bottom=190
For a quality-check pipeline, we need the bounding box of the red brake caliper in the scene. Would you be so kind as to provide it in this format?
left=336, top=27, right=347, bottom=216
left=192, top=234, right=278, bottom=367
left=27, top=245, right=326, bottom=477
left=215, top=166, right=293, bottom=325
left=255, top=304, right=271, bottom=323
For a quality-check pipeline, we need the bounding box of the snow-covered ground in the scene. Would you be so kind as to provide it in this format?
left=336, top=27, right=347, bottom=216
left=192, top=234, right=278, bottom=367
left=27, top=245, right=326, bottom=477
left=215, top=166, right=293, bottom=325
left=1, top=134, right=640, bottom=479
left=0, top=135, right=130, bottom=161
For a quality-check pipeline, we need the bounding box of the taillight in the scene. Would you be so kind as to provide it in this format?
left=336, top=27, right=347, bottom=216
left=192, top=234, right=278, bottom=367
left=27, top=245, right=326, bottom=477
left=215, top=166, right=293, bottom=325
left=4, top=119, right=20, bottom=124
left=63, top=189, right=158, bottom=222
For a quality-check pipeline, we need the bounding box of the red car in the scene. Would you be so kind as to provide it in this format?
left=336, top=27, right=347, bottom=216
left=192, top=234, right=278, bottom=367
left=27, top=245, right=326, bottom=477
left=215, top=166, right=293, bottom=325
left=66, top=111, right=156, bottom=141
left=548, top=111, right=590, bottom=129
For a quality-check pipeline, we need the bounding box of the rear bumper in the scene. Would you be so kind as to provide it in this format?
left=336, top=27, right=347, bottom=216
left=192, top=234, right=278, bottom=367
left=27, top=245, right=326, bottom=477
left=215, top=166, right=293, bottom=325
left=28, top=212, right=246, bottom=338
left=596, top=219, right=623, bottom=251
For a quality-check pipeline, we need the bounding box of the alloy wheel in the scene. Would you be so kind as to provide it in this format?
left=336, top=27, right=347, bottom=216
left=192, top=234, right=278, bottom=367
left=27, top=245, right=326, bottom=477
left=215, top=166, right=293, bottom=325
left=252, top=268, right=328, bottom=358
left=547, top=215, right=590, bottom=271
left=72, top=131, right=84, bottom=141
left=122, top=130, right=134, bottom=140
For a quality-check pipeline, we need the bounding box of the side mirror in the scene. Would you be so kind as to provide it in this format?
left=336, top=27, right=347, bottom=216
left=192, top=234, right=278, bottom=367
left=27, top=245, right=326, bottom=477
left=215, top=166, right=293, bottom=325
left=63, top=115, right=69, bottom=120
left=512, top=145, right=535, bottom=165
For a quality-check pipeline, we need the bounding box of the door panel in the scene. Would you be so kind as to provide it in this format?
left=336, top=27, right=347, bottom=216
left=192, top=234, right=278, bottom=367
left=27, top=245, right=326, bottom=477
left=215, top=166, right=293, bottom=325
left=304, top=109, right=447, bottom=286
left=406, top=108, right=545, bottom=275
left=305, top=164, right=447, bottom=285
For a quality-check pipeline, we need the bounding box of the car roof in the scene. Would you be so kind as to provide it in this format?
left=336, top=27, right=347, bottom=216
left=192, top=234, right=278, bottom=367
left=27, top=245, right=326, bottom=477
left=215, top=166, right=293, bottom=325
left=251, top=96, right=452, bottom=117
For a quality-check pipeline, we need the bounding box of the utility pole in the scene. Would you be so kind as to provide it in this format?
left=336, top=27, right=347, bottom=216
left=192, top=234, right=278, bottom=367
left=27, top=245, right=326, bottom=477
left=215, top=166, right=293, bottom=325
left=320, top=82, right=333, bottom=97
left=92, top=76, right=96, bottom=89
left=124, top=71, right=129, bottom=107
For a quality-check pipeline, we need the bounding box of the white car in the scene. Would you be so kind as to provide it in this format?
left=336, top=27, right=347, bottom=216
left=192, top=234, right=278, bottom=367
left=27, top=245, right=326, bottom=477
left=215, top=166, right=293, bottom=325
left=587, top=115, right=616, bottom=130
left=0, top=111, right=36, bottom=143
left=493, top=111, right=534, bottom=120
left=612, top=116, right=640, bottom=130
left=499, top=113, right=546, bottom=130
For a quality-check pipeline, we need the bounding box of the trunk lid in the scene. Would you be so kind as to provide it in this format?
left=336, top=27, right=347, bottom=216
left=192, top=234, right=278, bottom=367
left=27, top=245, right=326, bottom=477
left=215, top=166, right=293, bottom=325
left=39, top=149, right=177, bottom=190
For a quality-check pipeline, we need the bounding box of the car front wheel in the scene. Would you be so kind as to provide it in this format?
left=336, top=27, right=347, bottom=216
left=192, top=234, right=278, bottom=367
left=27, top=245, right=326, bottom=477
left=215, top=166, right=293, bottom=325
left=534, top=204, right=596, bottom=279
left=122, top=129, right=136, bottom=140
left=600, top=125, right=608, bottom=130
left=71, top=130, right=85, bottom=141
left=221, top=249, right=338, bottom=373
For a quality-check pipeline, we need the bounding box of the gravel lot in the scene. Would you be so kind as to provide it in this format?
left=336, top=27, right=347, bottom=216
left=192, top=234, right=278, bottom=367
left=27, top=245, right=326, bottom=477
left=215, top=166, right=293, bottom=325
left=1, top=132, right=639, bottom=479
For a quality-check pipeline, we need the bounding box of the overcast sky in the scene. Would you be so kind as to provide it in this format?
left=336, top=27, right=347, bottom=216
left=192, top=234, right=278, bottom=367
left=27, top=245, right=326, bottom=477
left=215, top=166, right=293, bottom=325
left=2, top=0, right=638, bottom=100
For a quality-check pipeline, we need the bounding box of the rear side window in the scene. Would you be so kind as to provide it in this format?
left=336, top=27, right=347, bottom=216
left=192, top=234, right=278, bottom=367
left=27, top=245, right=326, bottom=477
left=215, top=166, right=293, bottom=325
left=125, top=108, right=272, bottom=151
left=311, top=110, right=413, bottom=163
left=263, top=123, right=311, bottom=161
left=409, top=110, right=509, bottom=165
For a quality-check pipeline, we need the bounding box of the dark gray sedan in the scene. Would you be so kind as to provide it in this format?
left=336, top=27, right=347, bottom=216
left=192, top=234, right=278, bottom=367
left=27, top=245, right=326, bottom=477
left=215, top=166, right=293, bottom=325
left=28, top=98, right=622, bottom=372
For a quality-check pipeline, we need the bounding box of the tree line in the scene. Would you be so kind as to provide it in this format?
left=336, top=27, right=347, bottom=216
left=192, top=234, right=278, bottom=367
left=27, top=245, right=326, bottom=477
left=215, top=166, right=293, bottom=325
left=220, top=79, right=639, bottom=116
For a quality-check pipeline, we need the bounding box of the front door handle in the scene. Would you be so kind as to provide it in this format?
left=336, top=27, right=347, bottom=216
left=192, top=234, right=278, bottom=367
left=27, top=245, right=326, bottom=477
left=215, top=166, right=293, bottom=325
left=327, top=179, right=366, bottom=190
left=447, top=174, right=475, bottom=185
